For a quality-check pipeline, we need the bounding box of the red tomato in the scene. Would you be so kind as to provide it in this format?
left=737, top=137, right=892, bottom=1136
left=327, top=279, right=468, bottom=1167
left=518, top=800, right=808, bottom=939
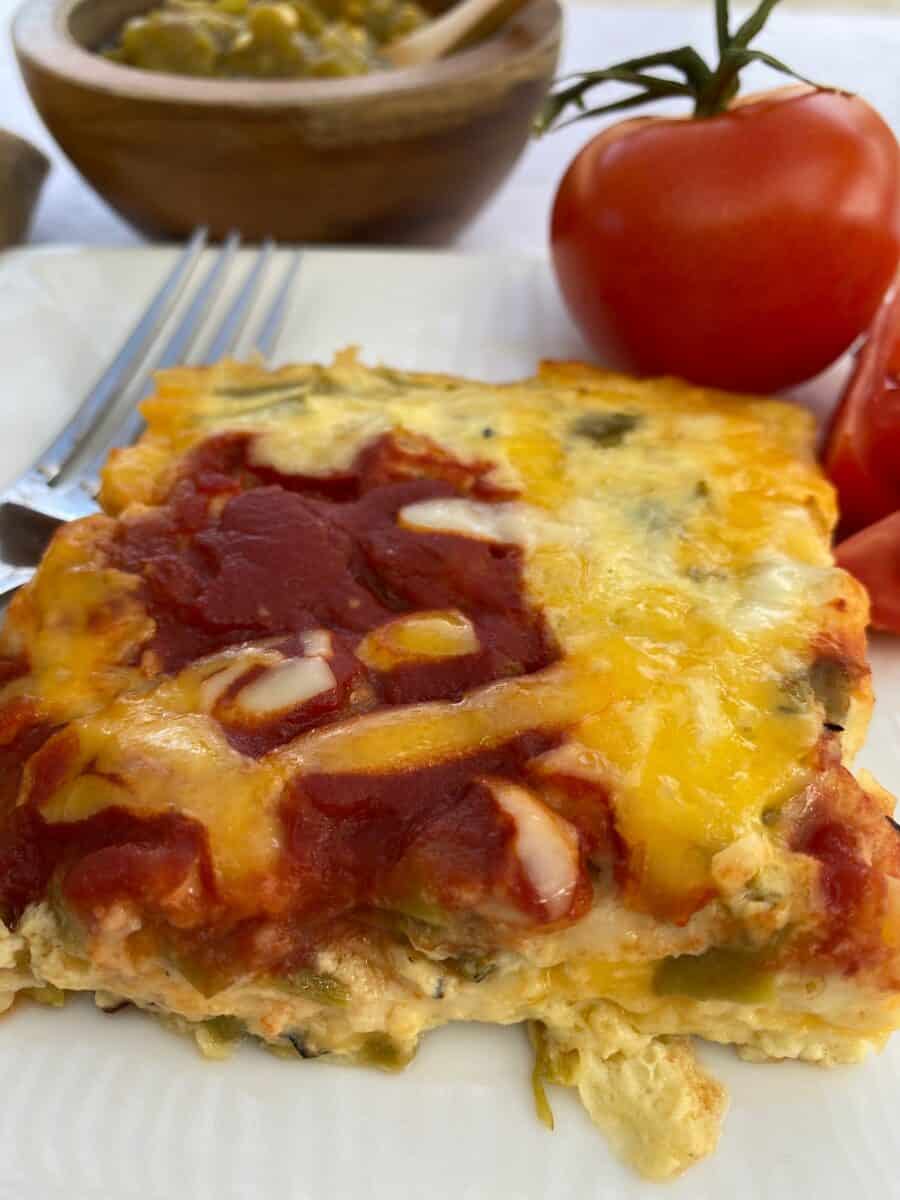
left=835, top=511, right=900, bottom=633
left=551, top=88, right=900, bottom=394
left=824, top=276, right=900, bottom=537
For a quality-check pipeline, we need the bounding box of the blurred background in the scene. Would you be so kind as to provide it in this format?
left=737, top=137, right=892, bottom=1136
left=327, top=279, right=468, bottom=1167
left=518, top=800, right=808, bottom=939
left=1, top=0, right=898, bottom=250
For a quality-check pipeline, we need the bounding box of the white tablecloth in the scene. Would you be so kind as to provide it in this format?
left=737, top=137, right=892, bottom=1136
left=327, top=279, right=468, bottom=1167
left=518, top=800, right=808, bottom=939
left=1, top=0, right=899, bottom=251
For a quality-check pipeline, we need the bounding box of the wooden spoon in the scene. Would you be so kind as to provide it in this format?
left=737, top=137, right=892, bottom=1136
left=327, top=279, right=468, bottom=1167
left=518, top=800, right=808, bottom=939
left=384, top=0, right=526, bottom=68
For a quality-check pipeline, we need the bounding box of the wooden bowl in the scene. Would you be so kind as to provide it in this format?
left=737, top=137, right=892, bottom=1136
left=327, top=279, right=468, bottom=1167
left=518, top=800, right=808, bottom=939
left=13, top=0, right=560, bottom=243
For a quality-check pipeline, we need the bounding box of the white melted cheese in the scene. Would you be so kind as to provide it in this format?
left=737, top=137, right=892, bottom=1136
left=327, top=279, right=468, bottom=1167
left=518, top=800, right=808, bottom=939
left=490, top=781, right=578, bottom=921
left=235, top=657, right=336, bottom=716
left=301, top=629, right=334, bottom=658
left=682, top=672, right=730, bottom=744
left=398, top=498, right=537, bottom=549
left=531, top=742, right=614, bottom=786
left=729, top=560, right=833, bottom=636
left=200, top=661, right=252, bottom=710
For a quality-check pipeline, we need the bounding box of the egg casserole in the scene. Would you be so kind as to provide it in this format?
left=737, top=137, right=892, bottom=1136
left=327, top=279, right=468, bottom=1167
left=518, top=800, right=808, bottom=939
left=0, top=353, right=897, bottom=1178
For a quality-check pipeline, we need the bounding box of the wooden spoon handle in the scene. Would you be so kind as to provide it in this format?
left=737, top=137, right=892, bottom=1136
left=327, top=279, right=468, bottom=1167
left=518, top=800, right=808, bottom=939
left=385, top=0, right=516, bottom=68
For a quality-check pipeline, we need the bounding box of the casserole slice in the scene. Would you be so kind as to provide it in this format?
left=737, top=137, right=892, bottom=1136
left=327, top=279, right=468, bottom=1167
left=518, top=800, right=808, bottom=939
left=0, top=354, right=896, bottom=1178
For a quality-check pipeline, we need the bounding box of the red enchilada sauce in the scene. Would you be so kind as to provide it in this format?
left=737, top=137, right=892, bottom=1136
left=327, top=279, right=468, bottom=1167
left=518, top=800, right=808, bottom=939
left=789, top=765, right=900, bottom=973
left=109, top=432, right=553, bottom=687
left=0, top=432, right=601, bottom=947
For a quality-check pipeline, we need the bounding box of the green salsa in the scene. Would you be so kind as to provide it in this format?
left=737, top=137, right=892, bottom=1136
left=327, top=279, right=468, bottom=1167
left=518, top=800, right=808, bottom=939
left=103, top=0, right=428, bottom=78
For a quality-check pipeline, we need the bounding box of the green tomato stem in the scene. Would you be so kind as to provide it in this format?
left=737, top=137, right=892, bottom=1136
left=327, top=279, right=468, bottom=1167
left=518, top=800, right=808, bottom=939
left=715, top=0, right=730, bottom=56
left=537, top=0, right=826, bottom=135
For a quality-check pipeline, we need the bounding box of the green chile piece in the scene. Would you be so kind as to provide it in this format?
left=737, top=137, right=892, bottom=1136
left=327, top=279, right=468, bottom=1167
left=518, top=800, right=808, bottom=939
left=809, top=657, right=853, bottom=726
left=572, top=411, right=642, bottom=447
left=204, top=1015, right=245, bottom=1043
left=653, top=946, right=775, bottom=1005
left=284, top=968, right=350, bottom=1006
left=358, top=1032, right=413, bottom=1071
left=24, top=983, right=66, bottom=1008
left=170, top=950, right=238, bottom=998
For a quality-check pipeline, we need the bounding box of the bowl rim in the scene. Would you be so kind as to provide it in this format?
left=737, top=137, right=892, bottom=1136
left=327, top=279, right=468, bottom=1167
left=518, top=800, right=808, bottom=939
left=12, top=0, right=561, bottom=107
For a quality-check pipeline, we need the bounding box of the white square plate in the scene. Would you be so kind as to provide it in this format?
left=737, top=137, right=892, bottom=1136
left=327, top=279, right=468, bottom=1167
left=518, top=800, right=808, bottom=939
left=0, top=245, right=897, bottom=1200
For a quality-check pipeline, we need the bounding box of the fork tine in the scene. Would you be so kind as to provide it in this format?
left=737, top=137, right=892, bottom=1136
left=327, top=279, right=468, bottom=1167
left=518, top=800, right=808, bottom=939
left=147, top=232, right=243, bottom=377
left=253, top=251, right=302, bottom=363
left=202, top=240, right=276, bottom=365
left=30, top=228, right=207, bottom=484
left=86, top=232, right=243, bottom=461
left=0, top=234, right=305, bottom=600
left=77, top=240, right=293, bottom=492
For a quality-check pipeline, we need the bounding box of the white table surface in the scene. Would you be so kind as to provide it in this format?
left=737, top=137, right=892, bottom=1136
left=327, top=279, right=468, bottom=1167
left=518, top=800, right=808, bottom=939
left=1, top=0, right=899, bottom=252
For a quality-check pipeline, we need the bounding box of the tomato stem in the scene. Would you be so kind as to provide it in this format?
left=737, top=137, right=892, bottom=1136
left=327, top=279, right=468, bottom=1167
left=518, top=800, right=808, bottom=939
left=714, top=0, right=730, bottom=56
left=732, top=0, right=782, bottom=49
left=535, top=0, right=826, bottom=134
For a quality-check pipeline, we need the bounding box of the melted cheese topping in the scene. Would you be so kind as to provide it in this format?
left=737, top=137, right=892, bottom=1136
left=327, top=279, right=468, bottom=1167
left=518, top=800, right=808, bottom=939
left=7, top=353, right=864, bottom=913
left=2, top=357, right=896, bottom=1180
left=355, top=610, right=479, bottom=670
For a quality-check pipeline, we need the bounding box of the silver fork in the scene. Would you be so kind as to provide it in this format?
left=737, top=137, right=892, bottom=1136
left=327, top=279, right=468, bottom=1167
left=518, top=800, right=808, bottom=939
left=0, top=230, right=302, bottom=599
